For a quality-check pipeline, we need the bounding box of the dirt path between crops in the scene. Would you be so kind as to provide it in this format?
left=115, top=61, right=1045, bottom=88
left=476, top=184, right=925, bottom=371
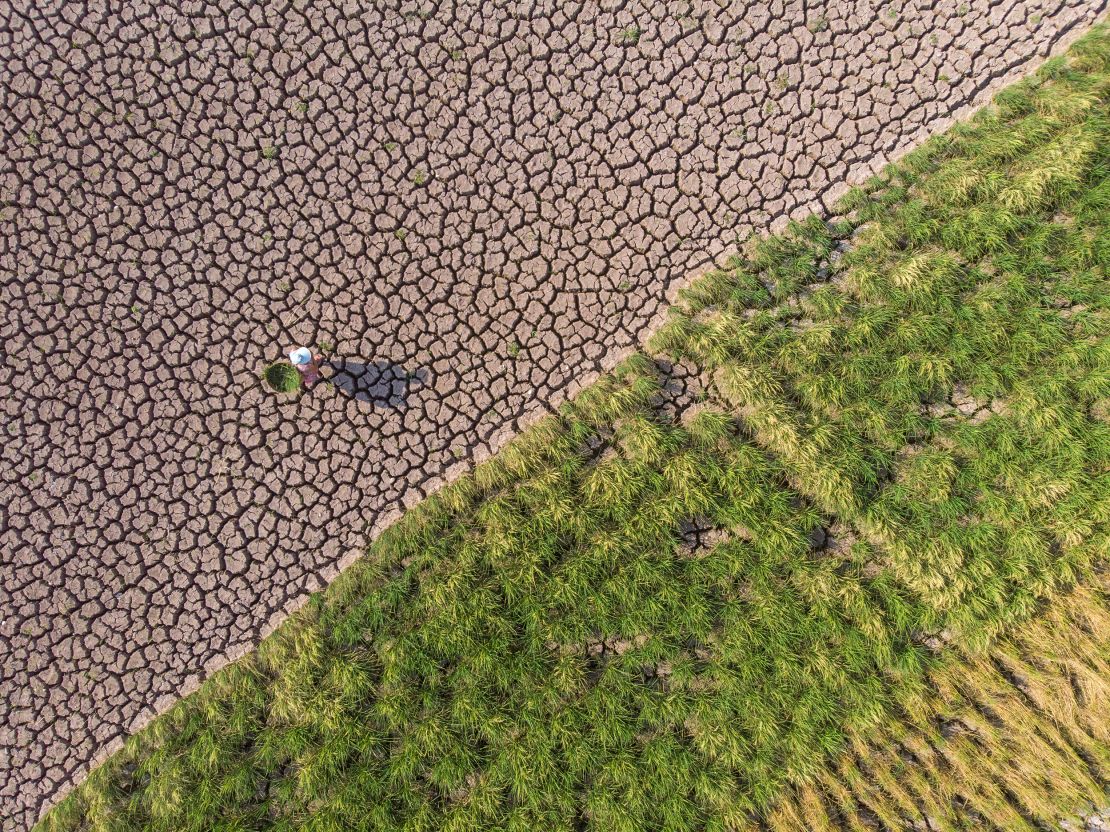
left=2, top=0, right=1105, bottom=826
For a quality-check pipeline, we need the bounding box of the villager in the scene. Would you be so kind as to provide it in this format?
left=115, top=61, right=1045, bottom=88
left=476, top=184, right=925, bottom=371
left=289, top=346, right=325, bottom=388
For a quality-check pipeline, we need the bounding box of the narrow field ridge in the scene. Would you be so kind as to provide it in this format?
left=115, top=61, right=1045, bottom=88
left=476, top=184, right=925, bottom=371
left=32, top=23, right=1110, bottom=832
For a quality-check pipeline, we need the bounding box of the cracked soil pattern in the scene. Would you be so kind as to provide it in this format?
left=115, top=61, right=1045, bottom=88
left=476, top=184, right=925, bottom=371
left=1, top=0, right=1106, bottom=827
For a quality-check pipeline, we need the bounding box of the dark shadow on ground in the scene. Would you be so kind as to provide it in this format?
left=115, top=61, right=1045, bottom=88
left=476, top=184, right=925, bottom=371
left=325, top=359, right=429, bottom=408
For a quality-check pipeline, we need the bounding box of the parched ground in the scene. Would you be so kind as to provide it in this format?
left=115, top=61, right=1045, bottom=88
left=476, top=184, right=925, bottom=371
left=0, top=0, right=1104, bottom=826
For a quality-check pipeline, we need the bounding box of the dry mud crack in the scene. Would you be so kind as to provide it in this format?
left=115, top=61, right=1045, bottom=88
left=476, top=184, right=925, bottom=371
left=1, top=0, right=1106, bottom=827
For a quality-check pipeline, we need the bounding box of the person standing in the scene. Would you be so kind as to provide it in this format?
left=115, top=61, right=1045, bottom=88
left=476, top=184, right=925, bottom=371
left=289, top=346, right=325, bottom=388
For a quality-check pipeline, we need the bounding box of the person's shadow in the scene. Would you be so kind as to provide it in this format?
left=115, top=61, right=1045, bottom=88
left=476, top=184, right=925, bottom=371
left=325, top=359, right=429, bottom=409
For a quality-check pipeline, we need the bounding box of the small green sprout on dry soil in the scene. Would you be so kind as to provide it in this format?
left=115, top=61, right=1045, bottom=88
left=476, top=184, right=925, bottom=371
left=617, top=24, right=641, bottom=46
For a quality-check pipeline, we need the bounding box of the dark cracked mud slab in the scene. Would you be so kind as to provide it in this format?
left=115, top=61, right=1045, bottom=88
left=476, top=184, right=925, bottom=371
left=1, top=0, right=1105, bottom=826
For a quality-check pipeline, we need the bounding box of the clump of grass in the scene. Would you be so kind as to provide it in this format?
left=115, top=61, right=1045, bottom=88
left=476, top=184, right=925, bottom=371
left=263, top=361, right=301, bottom=393
left=617, top=24, right=641, bottom=46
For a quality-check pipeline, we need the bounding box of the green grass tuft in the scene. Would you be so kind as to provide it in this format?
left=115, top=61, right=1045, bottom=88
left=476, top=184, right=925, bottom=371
left=263, top=361, right=301, bottom=393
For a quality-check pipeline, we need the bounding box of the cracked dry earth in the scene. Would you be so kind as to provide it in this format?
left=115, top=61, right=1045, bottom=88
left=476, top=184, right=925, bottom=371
left=1, top=0, right=1106, bottom=826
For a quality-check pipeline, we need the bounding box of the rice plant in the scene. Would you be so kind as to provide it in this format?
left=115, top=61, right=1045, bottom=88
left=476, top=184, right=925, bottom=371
left=263, top=361, right=301, bottom=393
left=764, top=572, right=1110, bottom=832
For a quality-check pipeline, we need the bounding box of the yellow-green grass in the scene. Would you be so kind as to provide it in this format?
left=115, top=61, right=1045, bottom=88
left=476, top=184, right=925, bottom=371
left=39, top=23, right=1110, bottom=832
left=764, top=574, right=1110, bottom=832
